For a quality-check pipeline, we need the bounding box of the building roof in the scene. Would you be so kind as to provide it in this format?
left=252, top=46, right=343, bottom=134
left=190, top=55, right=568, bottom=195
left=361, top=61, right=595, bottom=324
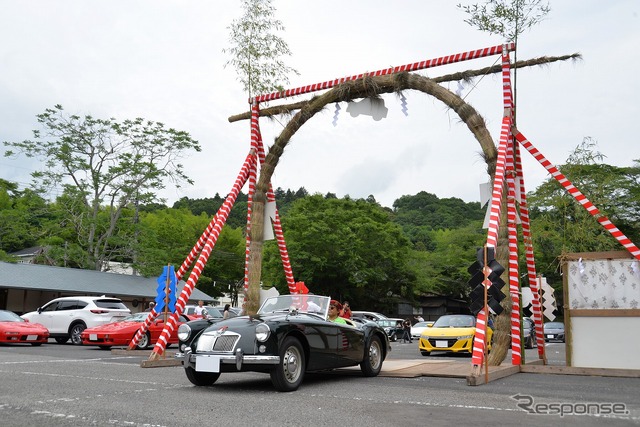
left=0, top=261, right=214, bottom=302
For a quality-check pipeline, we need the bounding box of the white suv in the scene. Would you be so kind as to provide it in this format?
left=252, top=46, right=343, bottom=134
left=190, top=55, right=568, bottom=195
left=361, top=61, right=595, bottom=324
left=22, top=296, right=131, bottom=345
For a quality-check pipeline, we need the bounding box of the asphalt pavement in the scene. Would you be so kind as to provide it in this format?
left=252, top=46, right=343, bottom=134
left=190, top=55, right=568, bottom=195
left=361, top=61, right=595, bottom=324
left=1, top=340, right=638, bottom=427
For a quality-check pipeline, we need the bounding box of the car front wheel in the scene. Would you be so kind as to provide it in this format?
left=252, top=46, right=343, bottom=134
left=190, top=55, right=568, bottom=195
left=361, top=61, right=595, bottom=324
left=270, top=337, right=305, bottom=392
left=421, top=351, right=430, bottom=356
left=55, top=337, right=69, bottom=344
left=185, top=366, right=220, bottom=386
left=360, top=335, right=383, bottom=377
left=136, top=332, right=151, bottom=350
left=70, top=323, right=86, bottom=345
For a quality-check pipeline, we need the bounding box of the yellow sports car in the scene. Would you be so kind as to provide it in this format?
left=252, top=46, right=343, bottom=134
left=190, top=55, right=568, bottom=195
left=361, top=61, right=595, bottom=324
left=418, top=314, right=493, bottom=356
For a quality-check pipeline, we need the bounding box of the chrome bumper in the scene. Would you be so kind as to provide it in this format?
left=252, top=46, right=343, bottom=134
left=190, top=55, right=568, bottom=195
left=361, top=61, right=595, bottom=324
left=184, top=348, right=280, bottom=372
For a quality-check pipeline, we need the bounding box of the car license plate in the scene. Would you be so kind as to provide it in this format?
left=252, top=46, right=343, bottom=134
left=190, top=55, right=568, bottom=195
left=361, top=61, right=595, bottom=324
left=26, top=335, right=37, bottom=341
left=435, top=340, right=449, bottom=348
left=90, top=334, right=98, bottom=341
left=546, top=334, right=553, bottom=339
left=196, top=355, right=220, bottom=373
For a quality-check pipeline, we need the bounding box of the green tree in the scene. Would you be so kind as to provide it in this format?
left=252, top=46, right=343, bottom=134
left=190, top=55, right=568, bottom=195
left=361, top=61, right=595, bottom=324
left=392, top=191, right=485, bottom=248
left=3, top=105, right=201, bottom=271
left=458, top=0, right=551, bottom=112
left=135, top=208, right=246, bottom=297
left=0, top=182, right=49, bottom=253
left=408, top=224, right=487, bottom=299
left=223, top=0, right=299, bottom=97
left=262, top=195, right=415, bottom=312
left=457, top=0, right=550, bottom=42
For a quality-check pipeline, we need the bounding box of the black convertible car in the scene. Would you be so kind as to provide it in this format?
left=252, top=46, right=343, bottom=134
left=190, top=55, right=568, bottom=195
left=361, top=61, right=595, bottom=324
left=176, top=295, right=390, bottom=392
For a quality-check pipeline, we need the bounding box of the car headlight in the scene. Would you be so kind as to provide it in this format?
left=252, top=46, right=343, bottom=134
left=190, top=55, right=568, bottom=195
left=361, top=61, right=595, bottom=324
left=255, top=323, right=271, bottom=342
left=177, top=324, right=191, bottom=341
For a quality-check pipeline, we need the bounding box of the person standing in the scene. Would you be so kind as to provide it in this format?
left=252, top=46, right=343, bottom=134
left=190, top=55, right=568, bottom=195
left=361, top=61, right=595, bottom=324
left=223, top=304, right=231, bottom=319
left=194, top=300, right=207, bottom=316
left=402, top=318, right=412, bottom=343
left=340, top=301, right=352, bottom=319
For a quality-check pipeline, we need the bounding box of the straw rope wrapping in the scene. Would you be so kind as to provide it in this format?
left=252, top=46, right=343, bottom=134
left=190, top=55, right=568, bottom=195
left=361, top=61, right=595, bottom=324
left=255, top=44, right=514, bottom=103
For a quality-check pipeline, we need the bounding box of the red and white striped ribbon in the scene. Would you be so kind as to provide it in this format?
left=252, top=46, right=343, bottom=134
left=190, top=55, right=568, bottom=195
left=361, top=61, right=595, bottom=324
left=514, top=131, right=640, bottom=261
left=128, top=308, right=158, bottom=350
left=471, top=121, right=510, bottom=365
left=243, top=103, right=261, bottom=295
left=148, top=151, right=257, bottom=357
left=472, top=46, right=514, bottom=366
left=514, top=142, right=546, bottom=356
left=254, top=43, right=515, bottom=103
left=252, top=118, right=297, bottom=294
left=506, top=138, right=522, bottom=365
left=471, top=306, right=490, bottom=366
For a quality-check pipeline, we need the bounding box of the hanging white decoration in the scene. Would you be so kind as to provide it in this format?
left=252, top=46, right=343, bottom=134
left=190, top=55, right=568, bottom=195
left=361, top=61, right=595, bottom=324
left=332, top=103, right=341, bottom=127
left=400, top=93, right=408, bottom=116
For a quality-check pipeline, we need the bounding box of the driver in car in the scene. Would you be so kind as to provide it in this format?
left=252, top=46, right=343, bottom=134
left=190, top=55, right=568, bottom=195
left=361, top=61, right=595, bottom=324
left=328, top=300, right=347, bottom=324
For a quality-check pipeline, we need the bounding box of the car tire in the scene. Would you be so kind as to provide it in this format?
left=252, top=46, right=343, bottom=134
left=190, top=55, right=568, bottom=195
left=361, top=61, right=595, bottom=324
left=360, top=335, right=383, bottom=377
left=421, top=351, right=430, bottom=357
left=69, top=322, right=86, bottom=345
left=99, top=345, right=111, bottom=350
left=185, top=366, right=220, bottom=386
left=270, top=336, right=305, bottom=392
left=55, top=337, right=69, bottom=344
left=389, top=333, right=397, bottom=342
left=136, top=332, right=151, bottom=350
left=31, top=343, right=43, bottom=346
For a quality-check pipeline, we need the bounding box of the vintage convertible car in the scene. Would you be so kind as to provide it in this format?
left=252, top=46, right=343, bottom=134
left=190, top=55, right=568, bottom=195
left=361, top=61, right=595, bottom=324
left=177, top=295, right=390, bottom=392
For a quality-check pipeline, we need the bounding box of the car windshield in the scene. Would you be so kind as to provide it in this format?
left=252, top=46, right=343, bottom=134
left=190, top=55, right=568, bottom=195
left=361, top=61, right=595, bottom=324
left=121, top=313, right=149, bottom=322
left=258, top=295, right=330, bottom=318
left=413, top=322, right=429, bottom=328
left=0, top=310, right=23, bottom=322
left=545, top=322, right=564, bottom=329
left=433, top=315, right=475, bottom=328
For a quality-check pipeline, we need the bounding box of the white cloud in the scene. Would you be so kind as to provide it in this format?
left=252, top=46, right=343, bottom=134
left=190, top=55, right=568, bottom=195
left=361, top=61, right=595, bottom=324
left=1, top=0, right=638, bottom=208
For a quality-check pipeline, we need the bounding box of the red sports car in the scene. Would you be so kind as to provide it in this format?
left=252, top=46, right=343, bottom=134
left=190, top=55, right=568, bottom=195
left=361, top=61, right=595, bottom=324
left=80, top=312, right=196, bottom=350
left=0, top=309, right=50, bottom=345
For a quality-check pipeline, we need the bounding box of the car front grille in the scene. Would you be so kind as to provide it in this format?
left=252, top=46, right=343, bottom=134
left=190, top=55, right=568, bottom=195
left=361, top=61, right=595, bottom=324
left=196, top=332, right=240, bottom=353
left=427, top=338, right=457, bottom=347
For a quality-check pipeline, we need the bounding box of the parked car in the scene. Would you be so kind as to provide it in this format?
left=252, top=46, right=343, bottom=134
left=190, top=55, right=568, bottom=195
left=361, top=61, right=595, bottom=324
left=418, top=314, right=493, bottom=356
left=544, top=321, right=565, bottom=342
left=80, top=312, right=197, bottom=349
left=376, top=318, right=405, bottom=342
left=522, top=317, right=537, bottom=349
left=411, top=321, right=434, bottom=339
left=0, top=309, right=49, bottom=346
left=22, top=296, right=131, bottom=345
left=177, top=294, right=390, bottom=392
left=351, top=311, right=388, bottom=322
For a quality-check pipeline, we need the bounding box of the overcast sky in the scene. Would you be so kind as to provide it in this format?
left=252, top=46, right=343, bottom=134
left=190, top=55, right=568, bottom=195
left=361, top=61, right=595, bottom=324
left=1, top=1, right=638, bottom=209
